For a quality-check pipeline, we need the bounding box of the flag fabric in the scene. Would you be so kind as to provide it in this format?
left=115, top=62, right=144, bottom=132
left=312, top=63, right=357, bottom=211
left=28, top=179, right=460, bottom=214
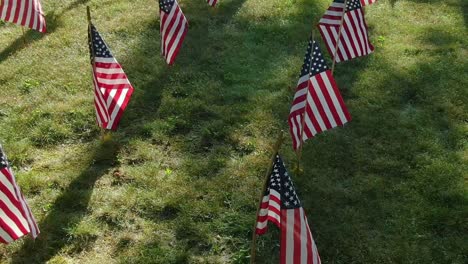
left=360, top=0, right=376, bottom=6
left=318, top=0, right=374, bottom=63
left=159, top=0, right=188, bottom=65
left=255, top=155, right=321, bottom=264
left=0, top=145, right=39, bottom=244
left=0, top=0, right=46, bottom=33
left=288, top=38, right=351, bottom=150
left=88, top=24, right=134, bottom=130
left=207, top=0, right=217, bottom=7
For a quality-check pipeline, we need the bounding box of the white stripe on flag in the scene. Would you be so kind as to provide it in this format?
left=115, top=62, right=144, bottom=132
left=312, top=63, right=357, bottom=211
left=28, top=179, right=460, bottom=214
left=107, top=88, right=129, bottom=129
left=304, top=113, right=318, bottom=137
left=310, top=77, right=337, bottom=128
left=0, top=226, right=14, bottom=243
left=164, top=8, right=183, bottom=56
left=167, top=17, right=186, bottom=63
left=320, top=72, right=348, bottom=124
left=97, top=78, right=130, bottom=85
left=285, top=210, right=295, bottom=264
left=300, top=208, right=308, bottom=264
left=95, top=67, right=125, bottom=74
left=306, top=87, right=327, bottom=131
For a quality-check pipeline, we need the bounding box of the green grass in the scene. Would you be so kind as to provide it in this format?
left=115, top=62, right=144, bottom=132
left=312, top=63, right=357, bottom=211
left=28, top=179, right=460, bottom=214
left=0, top=0, right=467, bottom=263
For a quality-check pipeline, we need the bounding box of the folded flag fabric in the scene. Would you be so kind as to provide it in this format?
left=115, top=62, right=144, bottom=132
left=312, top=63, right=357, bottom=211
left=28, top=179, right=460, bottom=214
left=360, top=0, right=376, bottom=6
left=288, top=38, right=351, bottom=150
left=255, top=155, right=321, bottom=264
left=207, top=0, right=217, bottom=7
left=88, top=24, right=134, bottom=130
left=159, top=0, right=188, bottom=65
left=0, top=0, right=46, bottom=33
left=318, top=0, right=374, bottom=63
left=0, top=145, right=39, bottom=244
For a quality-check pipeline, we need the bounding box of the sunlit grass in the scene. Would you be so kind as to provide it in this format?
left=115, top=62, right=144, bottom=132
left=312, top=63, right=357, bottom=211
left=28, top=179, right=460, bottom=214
left=0, top=0, right=467, bottom=263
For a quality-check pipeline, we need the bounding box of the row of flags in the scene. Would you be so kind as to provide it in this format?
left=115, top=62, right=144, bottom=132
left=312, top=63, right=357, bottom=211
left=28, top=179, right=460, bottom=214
left=1, top=1, right=378, bottom=264
left=289, top=0, right=374, bottom=151
left=255, top=0, right=377, bottom=263
left=1, top=1, right=45, bottom=245
left=0, top=0, right=198, bottom=244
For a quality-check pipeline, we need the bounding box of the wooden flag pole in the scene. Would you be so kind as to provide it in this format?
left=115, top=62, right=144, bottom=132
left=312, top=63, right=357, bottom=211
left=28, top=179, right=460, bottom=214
left=87, top=6, right=92, bottom=25
left=250, top=131, right=285, bottom=264
left=295, top=30, right=315, bottom=170
left=331, top=0, right=348, bottom=75
left=87, top=7, right=107, bottom=141
left=295, top=111, right=306, bottom=171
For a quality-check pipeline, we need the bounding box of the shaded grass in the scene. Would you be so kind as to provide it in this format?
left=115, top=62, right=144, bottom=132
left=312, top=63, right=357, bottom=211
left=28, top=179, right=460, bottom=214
left=0, top=0, right=467, bottom=263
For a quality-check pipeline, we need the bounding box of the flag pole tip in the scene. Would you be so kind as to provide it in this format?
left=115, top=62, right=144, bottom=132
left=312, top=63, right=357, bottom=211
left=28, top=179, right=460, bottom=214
left=86, top=6, right=91, bottom=24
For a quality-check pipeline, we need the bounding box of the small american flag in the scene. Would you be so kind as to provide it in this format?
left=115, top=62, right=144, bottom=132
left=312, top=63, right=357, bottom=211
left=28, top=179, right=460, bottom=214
left=0, top=145, right=39, bottom=244
left=159, top=0, right=188, bottom=65
left=0, top=0, right=46, bottom=33
left=318, top=0, right=374, bottom=63
left=207, top=0, right=217, bottom=7
left=88, top=24, right=134, bottom=130
left=360, top=0, right=376, bottom=6
left=256, top=155, right=321, bottom=264
left=288, top=38, right=351, bottom=150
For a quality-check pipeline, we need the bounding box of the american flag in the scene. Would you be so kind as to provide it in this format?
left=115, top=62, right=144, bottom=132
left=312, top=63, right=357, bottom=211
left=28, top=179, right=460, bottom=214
left=207, top=0, right=217, bottom=7
left=88, top=24, right=134, bottom=130
left=361, top=0, right=376, bottom=6
left=288, top=38, right=351, bottom=150
left=0, top=145, right=39, bottom=244
left=159, top=0, right=188, bottom=65
left=255, top=155, right=321, bottom=264
left=0, top=0, right=46, bottom=33
left=318, top=0, right=374, bottom=63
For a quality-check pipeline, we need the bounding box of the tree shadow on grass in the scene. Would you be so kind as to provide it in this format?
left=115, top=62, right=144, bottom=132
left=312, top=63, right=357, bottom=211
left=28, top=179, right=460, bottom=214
left=295, top=25, right=467, bottom=264
left=388, top=0, right=467, bottom=27
left=11, top=140, right=120, bottom=263
left=0, top=11, right=60, bottom=62
left=11, top=0, right=251, bottom=262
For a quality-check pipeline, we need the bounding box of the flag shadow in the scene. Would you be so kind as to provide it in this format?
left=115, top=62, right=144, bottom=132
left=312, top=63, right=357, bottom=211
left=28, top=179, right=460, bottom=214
left=10, top=140, right=120, bottom=263
left=0, top=0, right=91, bottom=63
left=0, top=12, right=59, bottom=62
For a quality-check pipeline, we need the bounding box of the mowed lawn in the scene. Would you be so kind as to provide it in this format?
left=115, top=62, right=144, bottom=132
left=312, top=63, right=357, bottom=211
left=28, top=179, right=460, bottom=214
left=0, top=0, right=467, bottom=263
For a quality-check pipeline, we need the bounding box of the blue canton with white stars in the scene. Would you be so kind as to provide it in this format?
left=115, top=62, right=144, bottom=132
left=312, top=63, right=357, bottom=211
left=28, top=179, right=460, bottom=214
left=88, top=24, right=113, bottom=63
left=299, top=38, right=314, bottom=78
left=345, top=0, right=362, bottom=12
left=0, top=145, right=10, bottom=169
left=300, top=38, right=329, bottom=78
left=333, top=0, right=346, bottom=4
left=266, top=155, right=301, bottom=209
left=159, top=0, right=175, bottom=13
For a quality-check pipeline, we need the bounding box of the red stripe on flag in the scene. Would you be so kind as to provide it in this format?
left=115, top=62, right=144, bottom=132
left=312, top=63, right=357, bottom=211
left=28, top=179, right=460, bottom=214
left=326, top=71, right=351, bottom=122
left=316, top=73, right=343, bottom=126
left=280, top=210, right=287, bottom=264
